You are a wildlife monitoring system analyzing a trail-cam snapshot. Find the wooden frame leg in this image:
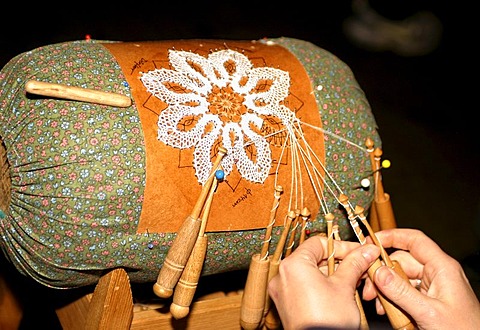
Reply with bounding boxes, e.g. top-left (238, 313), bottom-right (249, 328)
top-left (56, 268), bottom-right (133, 330)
